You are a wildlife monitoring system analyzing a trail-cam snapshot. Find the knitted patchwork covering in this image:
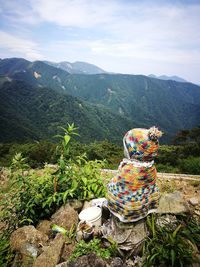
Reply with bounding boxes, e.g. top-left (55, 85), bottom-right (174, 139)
top-left (123, 128), bottom-right (161, 161)
top-left (107, 159), bottom-right (160, 222)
